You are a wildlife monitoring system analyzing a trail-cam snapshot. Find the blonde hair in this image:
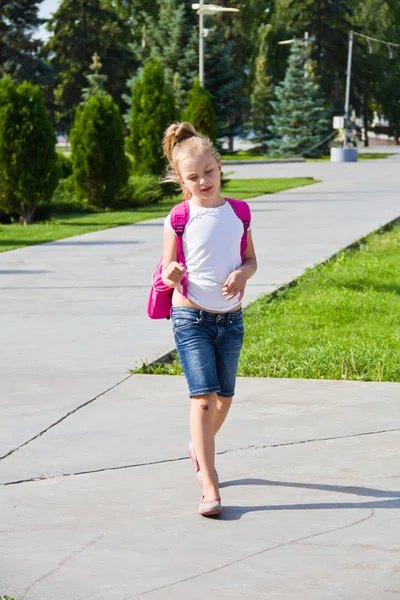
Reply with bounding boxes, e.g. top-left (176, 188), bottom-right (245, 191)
top-left (162, 122), bottom-right (220, 199)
